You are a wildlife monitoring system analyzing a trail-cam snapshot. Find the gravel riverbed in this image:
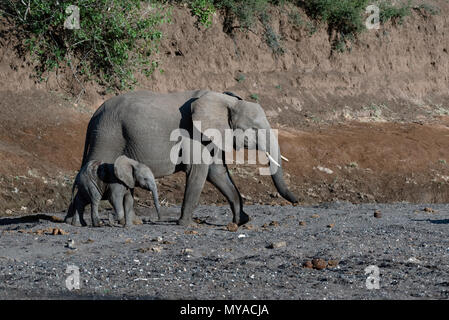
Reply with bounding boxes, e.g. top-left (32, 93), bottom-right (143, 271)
top-left (0, 203), bottom-right (448, 299)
